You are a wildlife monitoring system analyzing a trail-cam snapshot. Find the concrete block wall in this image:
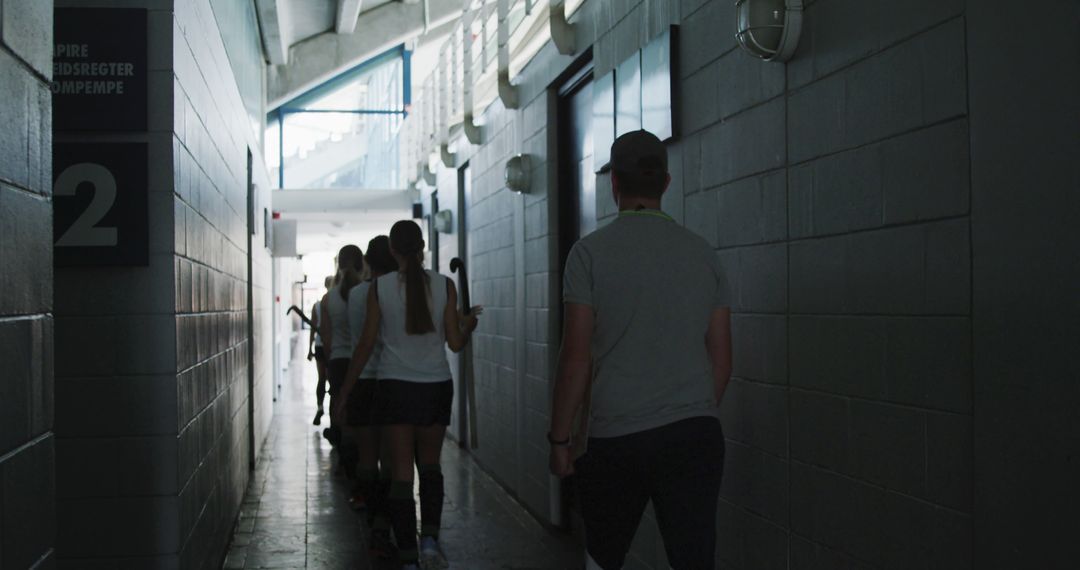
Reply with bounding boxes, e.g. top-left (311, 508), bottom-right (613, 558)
top-left (173, 0), bottom-right (274, 567)
top-left (50, 0), bottom-right (274, 567)
top-left (429, 167), bottom-right (464, 444)
top-left (0, 0), bottom-right (56, 568)
top-left (250, 184), bottom-right (273, 486)
top-left (429, 28), bottom-right (594, 520)
top-left (50, 1), bottom-right (185, 569)
top-left (426, 0), bottom-right (1076, 567)
top-left (463, 98), bottom-right (528, 499)
top-left (965, 1), bottom-right (1079, 567)
top-left (706, 3), bottom-right (973, 567)
top-left (632, 2), bottom-right (973, 568)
